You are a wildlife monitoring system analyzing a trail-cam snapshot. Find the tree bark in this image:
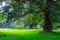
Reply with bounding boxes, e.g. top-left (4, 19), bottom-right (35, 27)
top-left (43, 7), bottom-right (53, 32)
